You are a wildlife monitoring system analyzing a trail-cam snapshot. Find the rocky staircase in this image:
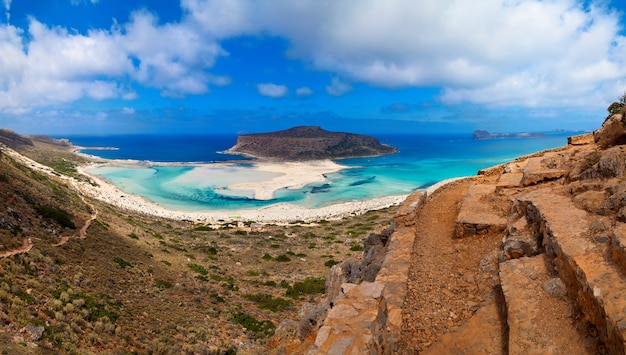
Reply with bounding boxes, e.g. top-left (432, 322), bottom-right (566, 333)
top-left (516, 188), bottom-right (626, 353)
